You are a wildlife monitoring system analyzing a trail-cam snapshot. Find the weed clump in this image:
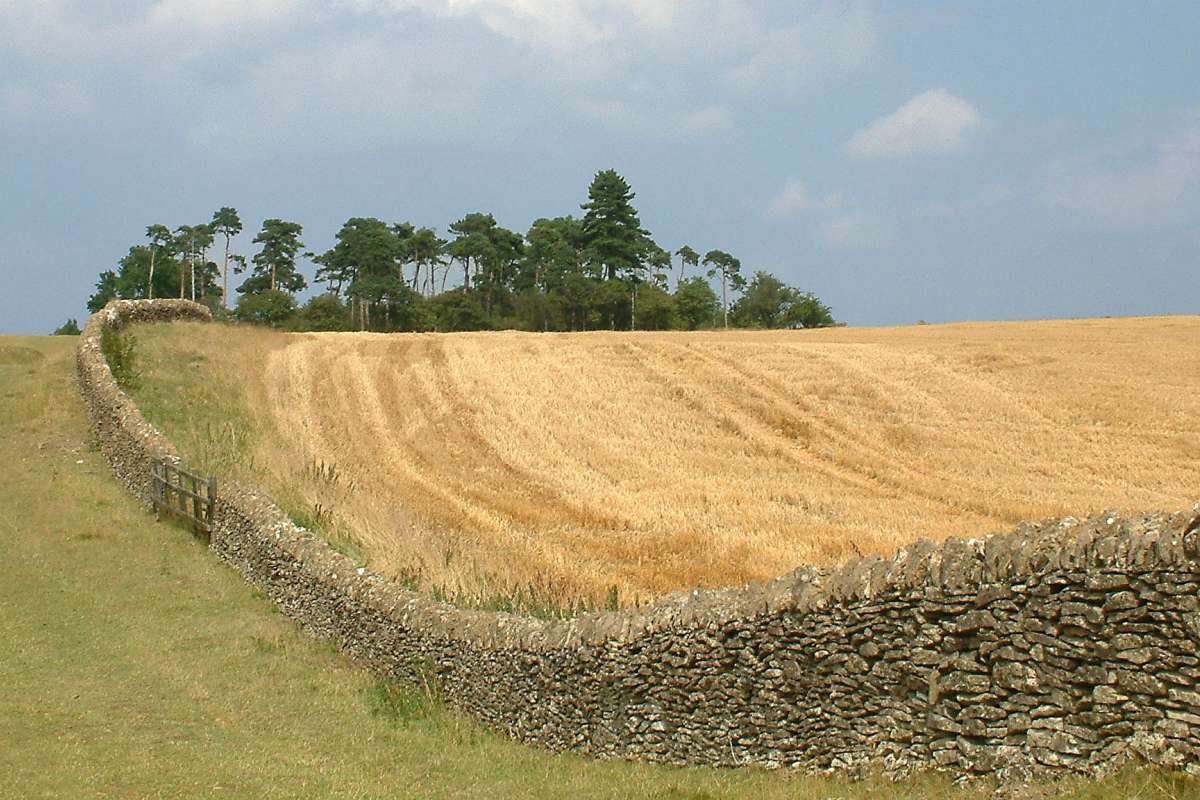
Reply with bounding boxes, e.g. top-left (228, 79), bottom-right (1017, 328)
top-left (100, 325), bottom-right (139, 389)
top-left (365, 670), bottom-right (440, 723)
